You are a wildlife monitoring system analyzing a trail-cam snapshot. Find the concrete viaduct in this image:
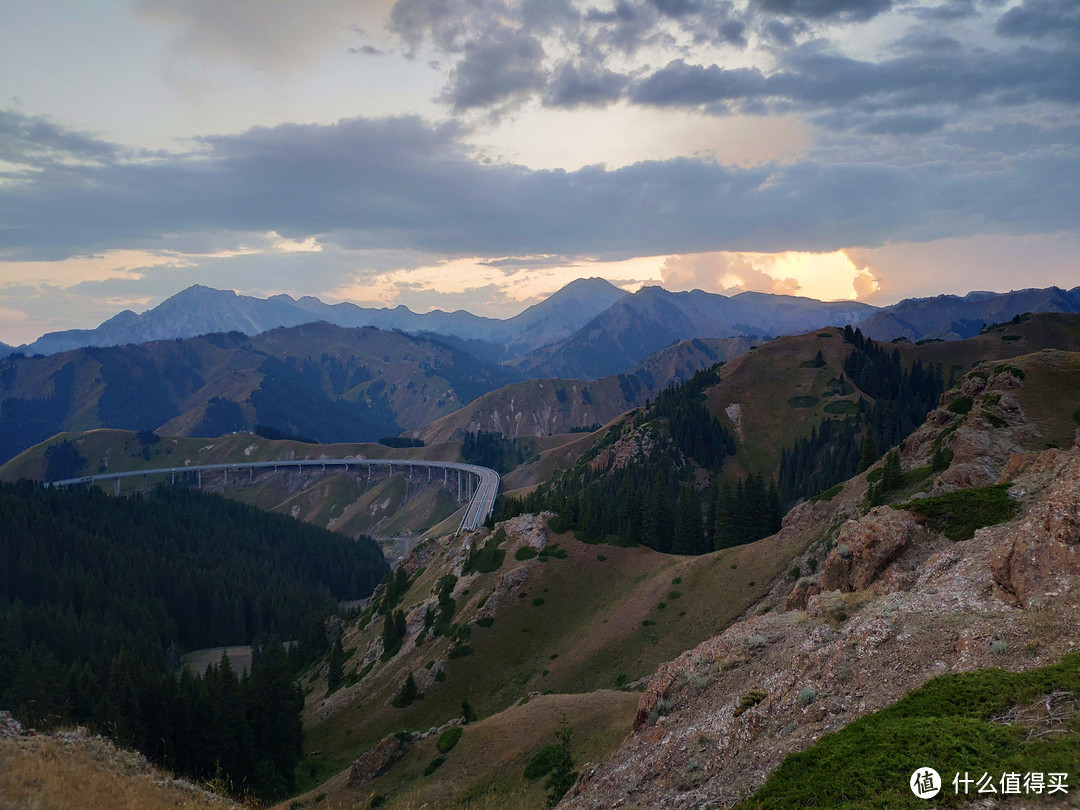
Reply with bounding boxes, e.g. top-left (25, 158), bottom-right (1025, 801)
top-left (48, 458), bottom-right (500, 534)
